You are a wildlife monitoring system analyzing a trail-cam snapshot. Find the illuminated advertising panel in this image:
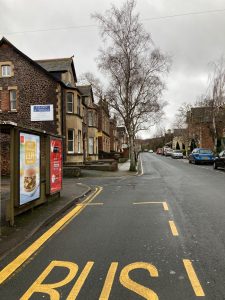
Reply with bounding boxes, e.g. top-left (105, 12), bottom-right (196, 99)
top-left (50, 138), bottom-right (62, 194)
top-left (19, 132), bottom-right (40, 205)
